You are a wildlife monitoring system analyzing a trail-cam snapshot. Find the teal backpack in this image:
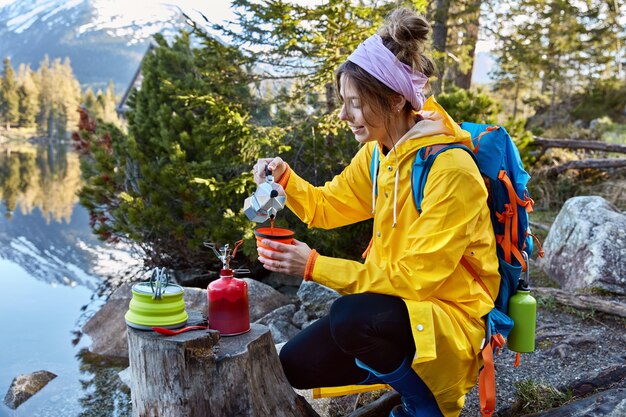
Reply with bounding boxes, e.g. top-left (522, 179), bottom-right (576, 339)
top-left (370, 122), bottom-right (543, 416)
